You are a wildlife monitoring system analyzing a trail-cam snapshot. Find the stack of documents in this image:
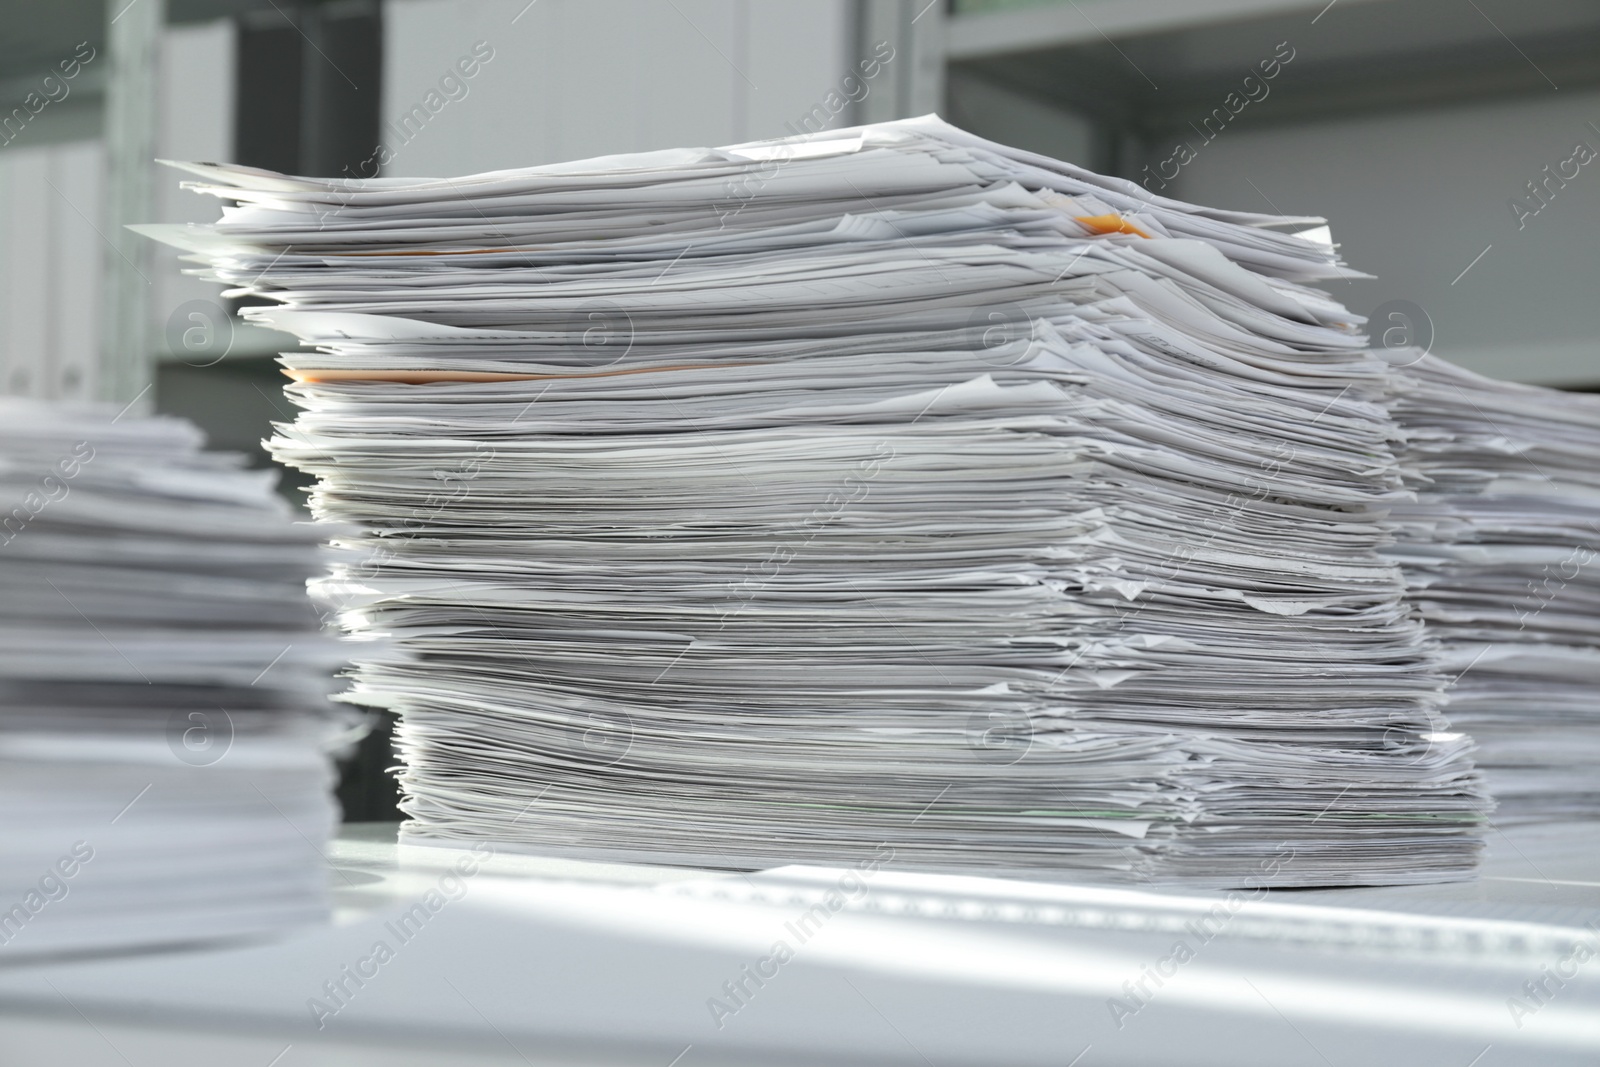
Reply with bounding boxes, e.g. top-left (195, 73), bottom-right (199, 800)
top-left (0, 399), bottom-right (349, 956)
top-left (1385, 354), bottom-right (1600, 823)
top-left (148, 115), bottom-right (1487, 886)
